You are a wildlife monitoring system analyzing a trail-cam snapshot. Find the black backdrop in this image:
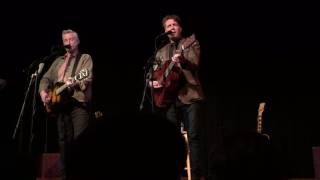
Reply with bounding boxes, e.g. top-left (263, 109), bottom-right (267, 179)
top-left (1, 1), bottom-right (320, 179)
